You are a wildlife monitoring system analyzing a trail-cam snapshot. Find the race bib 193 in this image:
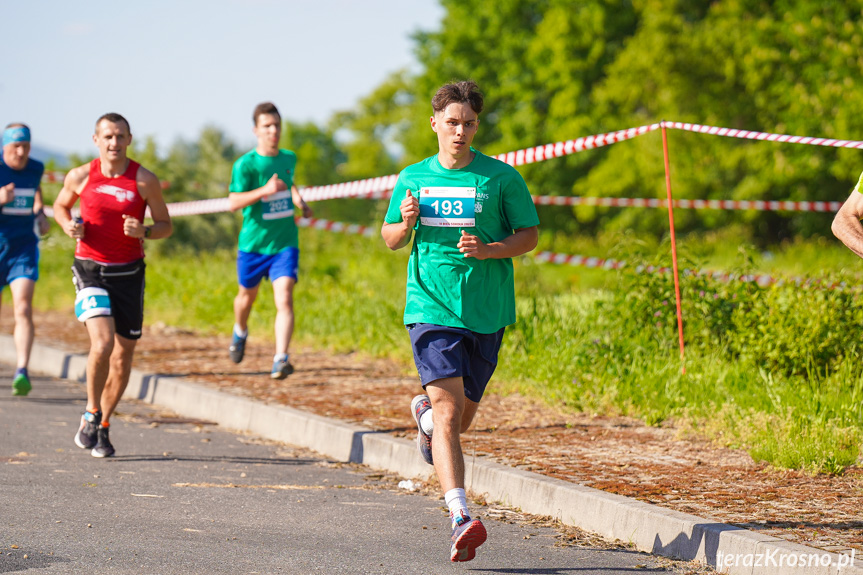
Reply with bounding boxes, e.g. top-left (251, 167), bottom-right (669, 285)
top-left (1, 187), bottom-right (35, 216)
top-left (262, 191), bottom-right (294, 221)
top-left (418, 187), bottom-right (476, 227)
